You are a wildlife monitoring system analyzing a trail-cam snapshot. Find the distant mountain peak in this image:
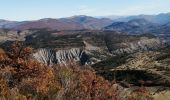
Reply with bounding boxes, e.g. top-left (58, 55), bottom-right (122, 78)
top-left (128, 18), bottom-right (153, 26)
top-left (39, 18), bottom-right (57, 21)
top-left (68, 15), bottom-right (93, 18)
